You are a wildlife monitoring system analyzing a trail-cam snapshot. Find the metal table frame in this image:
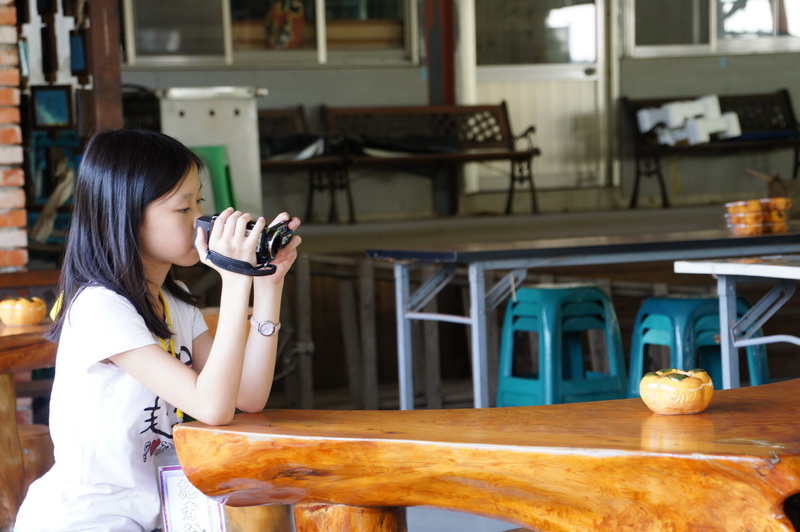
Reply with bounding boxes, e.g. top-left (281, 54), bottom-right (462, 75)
top-left (370, 231), bottom-right (800, 410)
top-left (675, 255), bottom-right (800, 390)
